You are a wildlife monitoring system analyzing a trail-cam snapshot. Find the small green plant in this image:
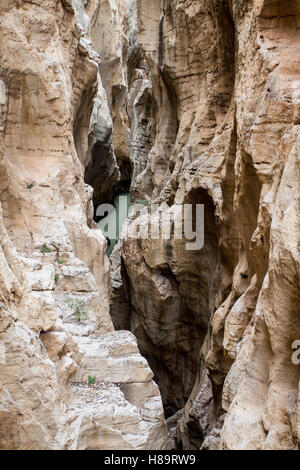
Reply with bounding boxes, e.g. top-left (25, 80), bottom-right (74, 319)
top-left (54, 274), bottom-right (59, 283)
top-left (58, 259), bottom-right (65, 265)
top-left (88, 375), bottom-right (96, 386)
top-left (26, 183), bottom-right (35, 190)
top-left (65, 298), bottom-right (88, 323)
top-left (41, 243), bottom-right (52, 255)
top-left (127, 261), bottom-right (133, 267)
